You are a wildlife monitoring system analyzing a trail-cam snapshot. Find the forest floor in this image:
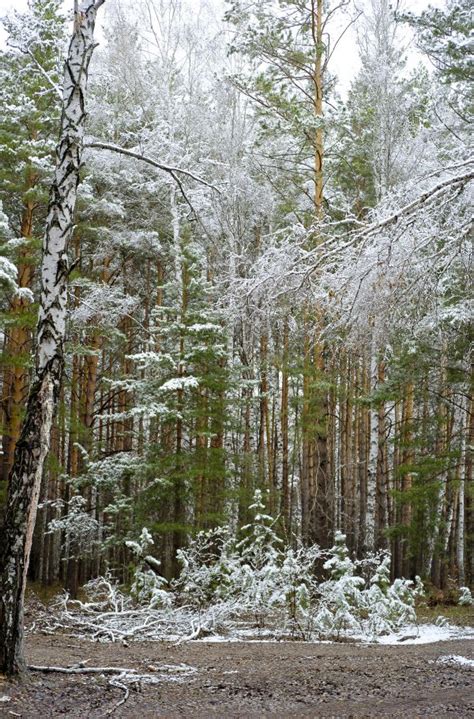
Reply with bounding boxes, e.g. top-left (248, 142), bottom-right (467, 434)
top-left (1, 631), bottom-right (473, 718)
